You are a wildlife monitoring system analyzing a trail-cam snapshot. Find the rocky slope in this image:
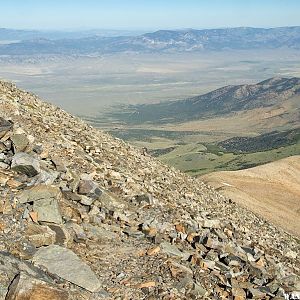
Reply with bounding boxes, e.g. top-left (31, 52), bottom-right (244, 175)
top-left (0, 80), bottom-right (299, 299)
